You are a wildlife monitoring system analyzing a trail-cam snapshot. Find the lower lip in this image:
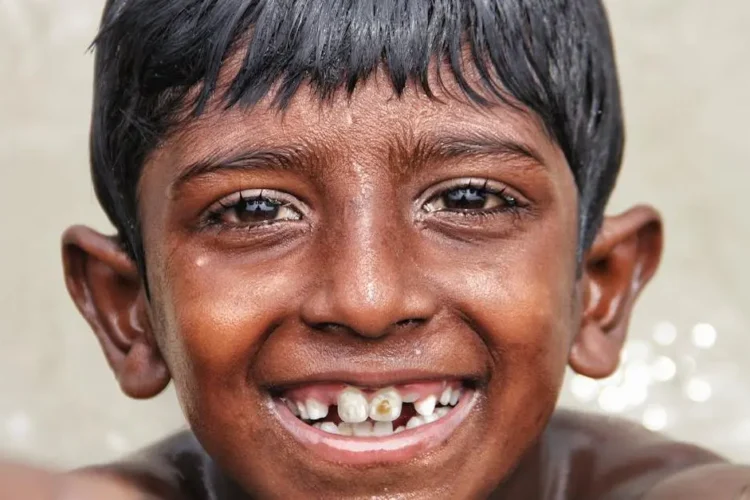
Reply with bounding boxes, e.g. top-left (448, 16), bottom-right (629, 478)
top-left (272, 389), bottom-right (478, 465)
